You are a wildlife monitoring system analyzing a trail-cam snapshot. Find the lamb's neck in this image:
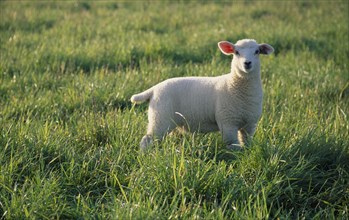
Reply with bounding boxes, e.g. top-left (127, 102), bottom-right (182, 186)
top-left (228, 69), bottom-right (263, 96)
